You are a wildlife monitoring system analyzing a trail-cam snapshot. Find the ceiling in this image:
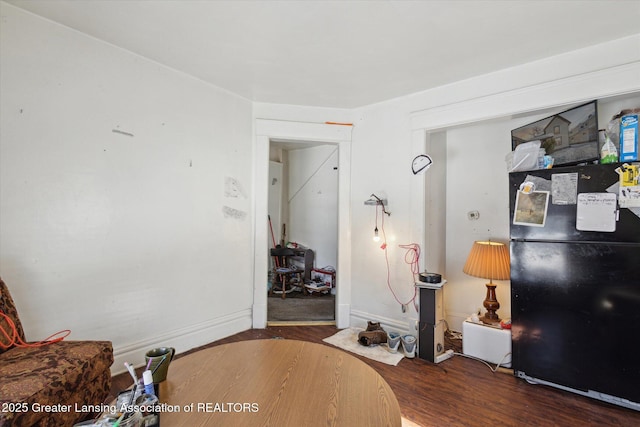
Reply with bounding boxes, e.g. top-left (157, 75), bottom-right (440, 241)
top-left (6, 0), bottom-right (640, 108)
